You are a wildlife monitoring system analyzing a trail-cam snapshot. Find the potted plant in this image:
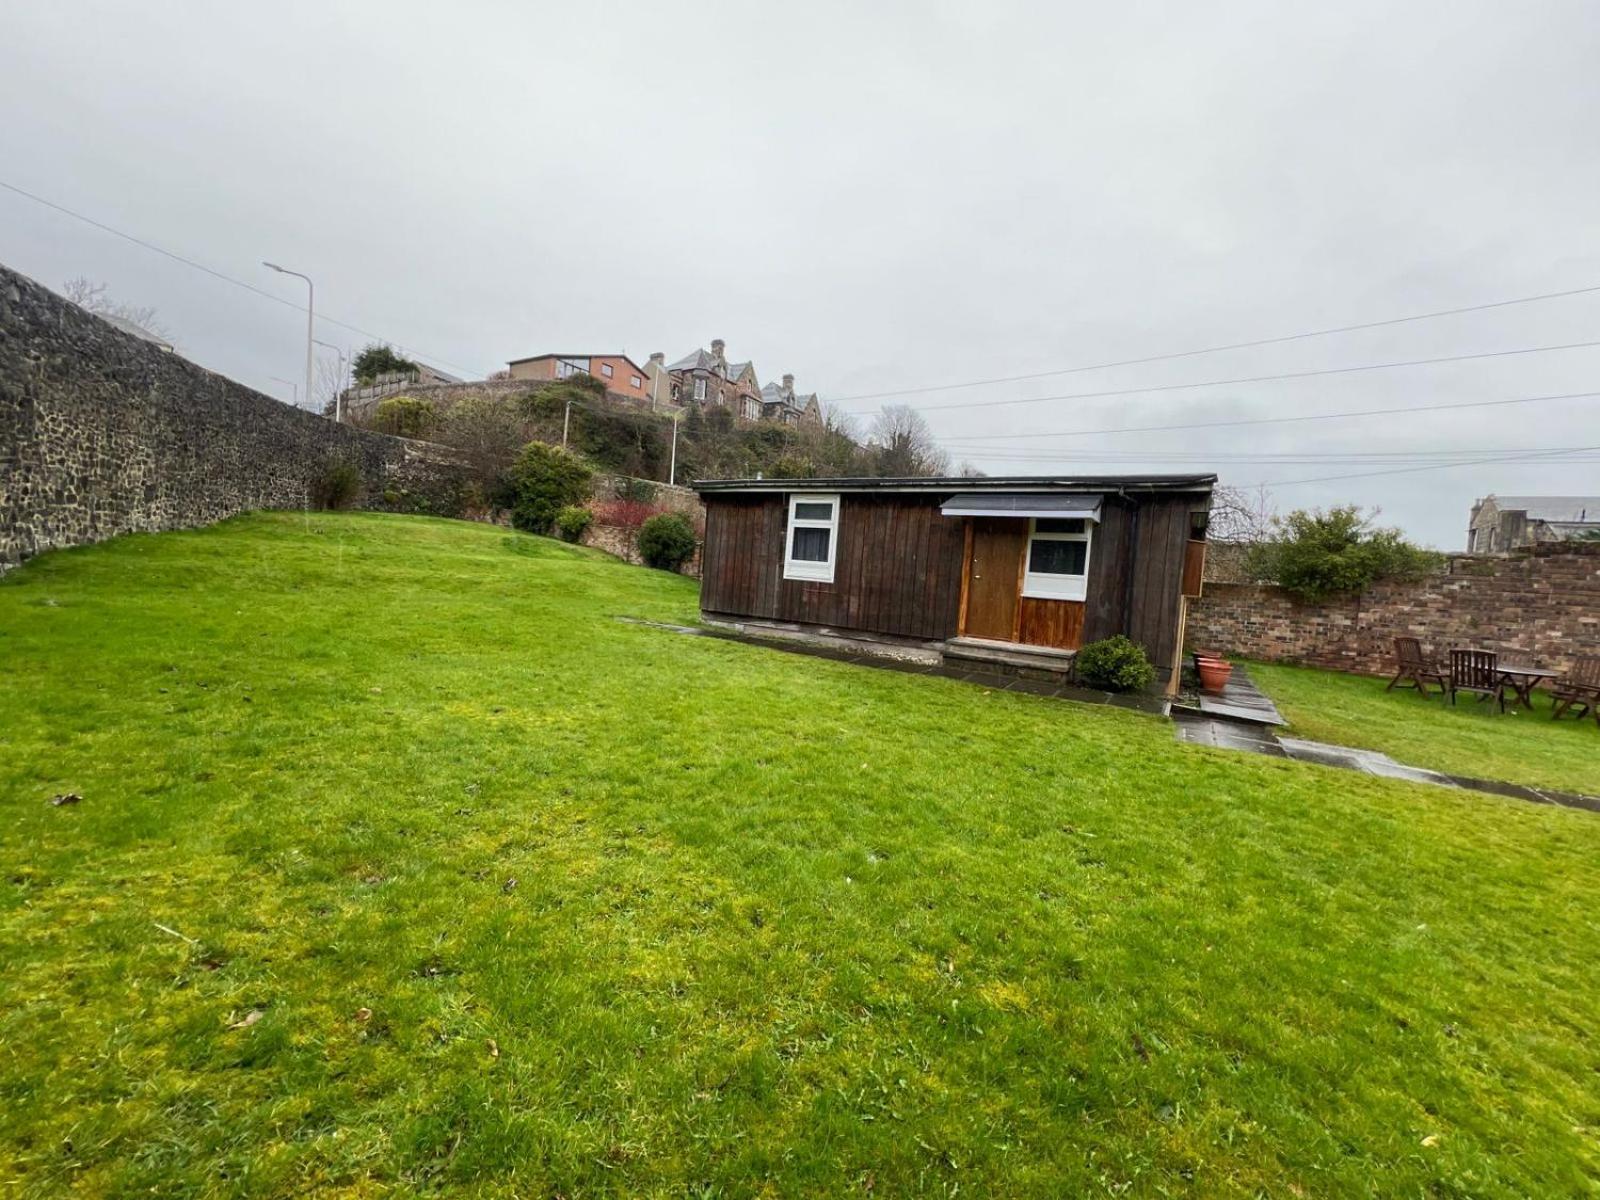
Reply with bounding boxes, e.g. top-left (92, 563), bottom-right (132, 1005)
top-left (1195, 653), bottom-right (1234, 694)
